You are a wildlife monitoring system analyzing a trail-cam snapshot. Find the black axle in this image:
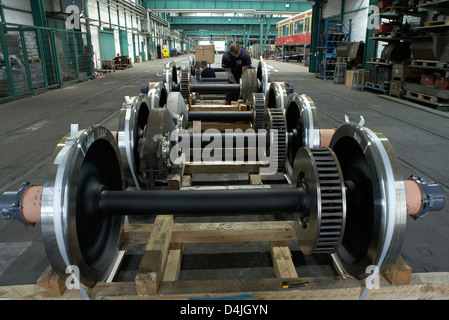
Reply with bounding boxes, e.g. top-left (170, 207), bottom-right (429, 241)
top-left (172, 83), bottom-right (241, 94)
top-left (98, 187), bottom-right (306, 217)
top-left (199, 77), bottom-right (229, 83)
